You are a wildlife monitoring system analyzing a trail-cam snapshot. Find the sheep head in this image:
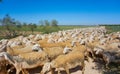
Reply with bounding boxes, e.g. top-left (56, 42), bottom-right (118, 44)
top-left (32, 44), bottom-right (43, 52)
top-left (63, 46), bottom-right (72, 54)
top-left (94, 47), bottom-right (104, 55)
